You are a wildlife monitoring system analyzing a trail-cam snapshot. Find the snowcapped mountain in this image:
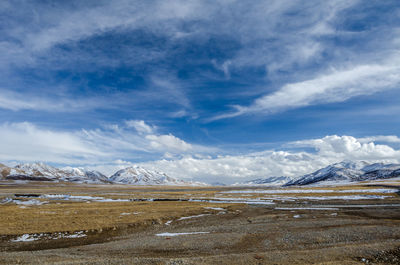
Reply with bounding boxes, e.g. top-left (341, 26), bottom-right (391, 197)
top-left (234, 176), bottom-right (293, 186)
top-left (60, 167), bottom-right (109, 183)
top-left (2, 160), bottom-right (399, 186)
top-left (285, 161), bottom-right (400, 186)
top-left (0, 162), bottom-right (204, 186)
top-left (110, 166), bottom-right (192, 185)
top-left (3, 162), bottom-right (109, 183)
top-left (14, 162), bottom-right (66, 181)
